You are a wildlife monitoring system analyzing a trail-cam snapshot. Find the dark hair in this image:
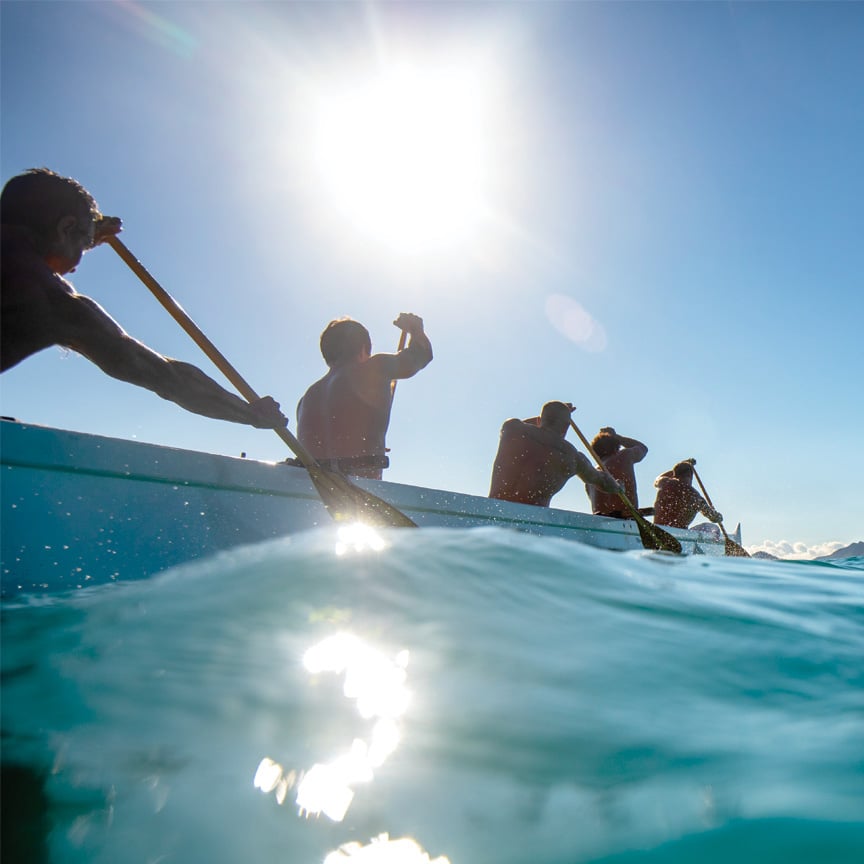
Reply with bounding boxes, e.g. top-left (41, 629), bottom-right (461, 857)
top-left (1, 169), bottom-right (100, 245)
top-left (591, 430), bottom-right (619, 459)
top-left (672, 461), bottom-right (694, 481)
top-left (539, 401), bottom-right (571, 427)
top-left (319, 318), bottom-right (372, 366)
